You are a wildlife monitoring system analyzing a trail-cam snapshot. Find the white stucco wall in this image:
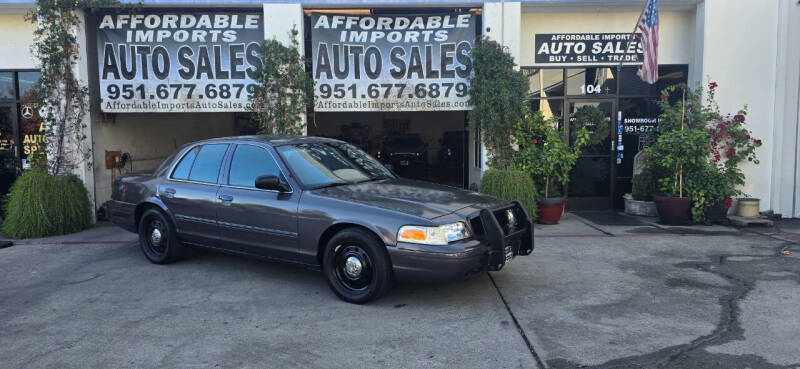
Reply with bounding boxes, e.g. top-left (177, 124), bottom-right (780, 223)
top-left (700, 0), bottom-right (780, 211)
top-left (264, 3), bottom-right (304, 50)
top-left (0, 12), bottom-right (37, 69)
